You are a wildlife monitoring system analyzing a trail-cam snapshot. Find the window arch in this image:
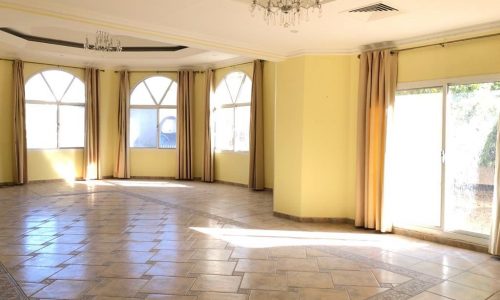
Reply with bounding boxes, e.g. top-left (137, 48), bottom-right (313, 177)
top-left (25, 70), bottom-right (85, 149)
top-left (213, 71), bottom-right (252, 152)
top-left (129, 76), bottom-right (178, 149)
